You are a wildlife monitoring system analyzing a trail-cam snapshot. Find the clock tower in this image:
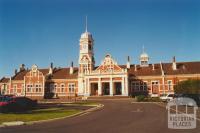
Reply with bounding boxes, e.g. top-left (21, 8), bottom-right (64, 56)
top-left (78, 17), bottom-right (95, 96)
top-left (78, 18), bottom-right (95, 74)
